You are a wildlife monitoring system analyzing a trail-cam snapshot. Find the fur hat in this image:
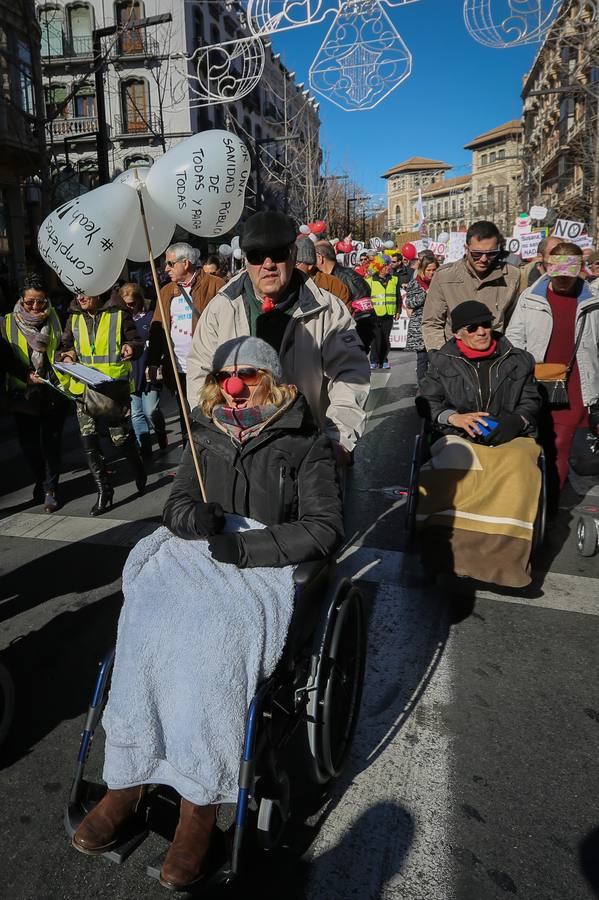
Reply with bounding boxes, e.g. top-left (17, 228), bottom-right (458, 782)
top-left (211, 337), bottom-right (283, 381)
